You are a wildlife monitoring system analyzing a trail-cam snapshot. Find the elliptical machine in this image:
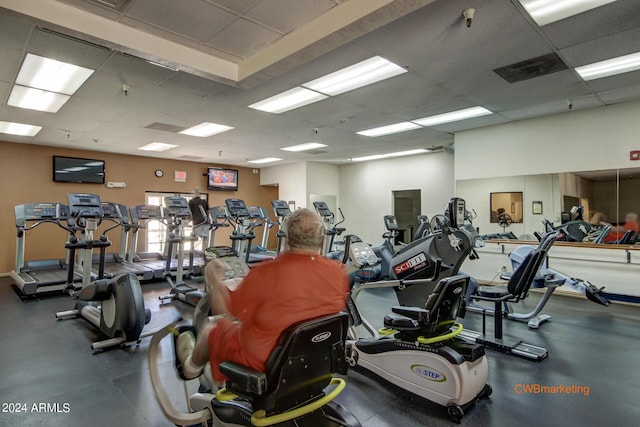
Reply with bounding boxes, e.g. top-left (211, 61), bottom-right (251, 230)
top-left (313, 201), bottom-right (346, 255)
top-left (271, 200), bottom-right (292, 254)
top-left (56, 193), bottom-right (153, 353)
